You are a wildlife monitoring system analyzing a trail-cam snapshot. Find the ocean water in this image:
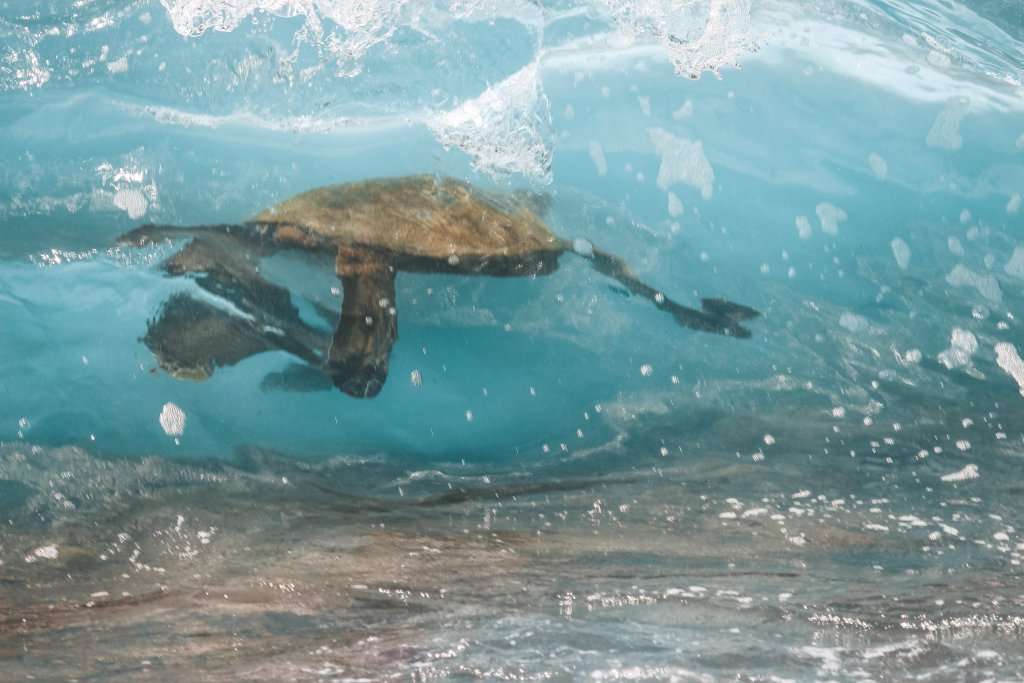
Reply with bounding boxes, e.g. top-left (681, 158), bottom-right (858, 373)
top-left (2, 0), bottom-right (1024, 679)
